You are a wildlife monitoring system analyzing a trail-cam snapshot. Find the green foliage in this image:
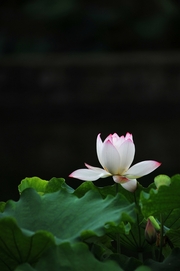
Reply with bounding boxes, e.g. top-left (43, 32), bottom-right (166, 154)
top-left (0, 177), bottom-right (136, 270)
top-left (18, 176), bottom-right (74, 194)
top-left (14, 242), bottom-right (122, 271)
top-left (1, 175), bottom-right (180, 270)
top-left (139, 174), bottom-right (180, 251)
top-left (109, 253), bottom-right (142, 271)
top-left (2, 187), bottom-right (136, 242)
top-left (140, 174), bottom-right (180, 217)
top-left (154, 175), bottom-right (171, 189)
top-left (0, 217), bottom-right (55, 271)
top-left (0, 201), bottom-right (5, 212)
top-left (145, 248), bottom-right (180, 271)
